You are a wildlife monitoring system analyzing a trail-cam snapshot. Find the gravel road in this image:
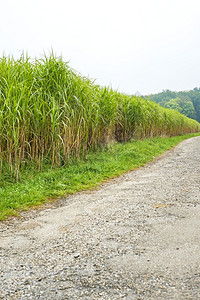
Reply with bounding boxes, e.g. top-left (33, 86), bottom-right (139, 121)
top-left (0, 136), bottom-right (200, 300)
